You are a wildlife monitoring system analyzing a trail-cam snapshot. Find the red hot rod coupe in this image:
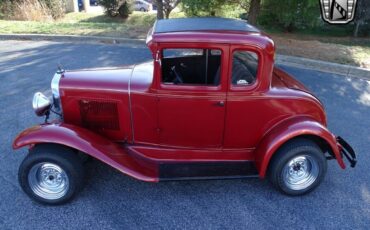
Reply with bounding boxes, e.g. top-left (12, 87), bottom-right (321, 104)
top-left (13, 18), bottom-right (357, 205)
